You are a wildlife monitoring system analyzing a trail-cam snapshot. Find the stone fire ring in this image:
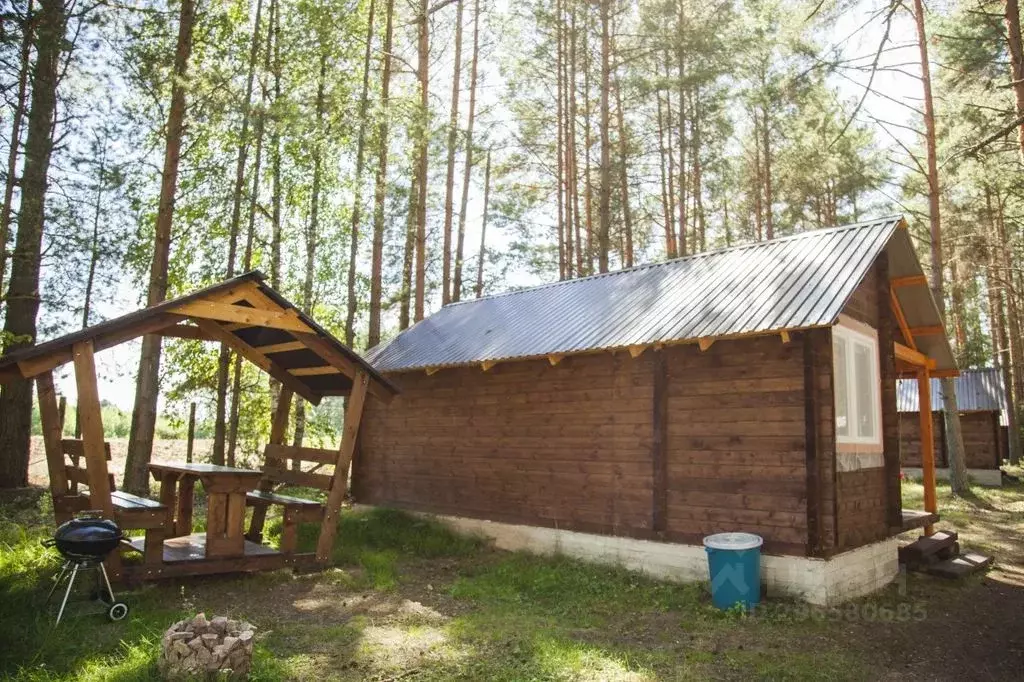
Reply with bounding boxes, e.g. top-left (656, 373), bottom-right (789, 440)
top-left (159, 612), bottom-right (255, 680)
